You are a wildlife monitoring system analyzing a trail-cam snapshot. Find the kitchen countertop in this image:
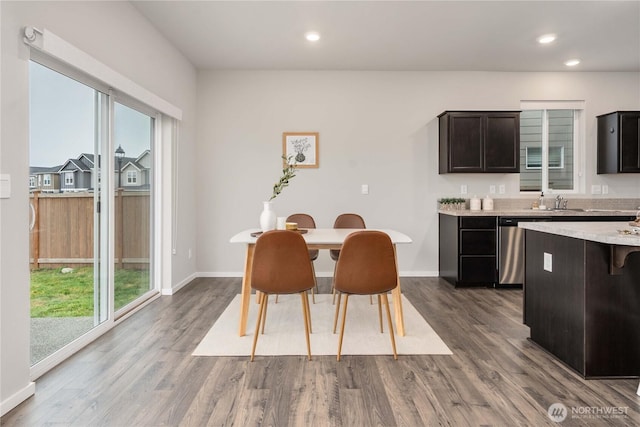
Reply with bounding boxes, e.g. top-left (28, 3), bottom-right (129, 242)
top-left (439, 208), bottom-right (638, 217)
top-left (518, 221), bottom-right (640, 246)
